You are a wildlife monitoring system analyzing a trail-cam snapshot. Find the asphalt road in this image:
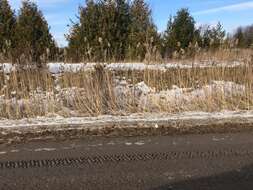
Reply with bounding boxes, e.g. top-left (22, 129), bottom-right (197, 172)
top-left (1, 132), bottom-right (253, 190)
